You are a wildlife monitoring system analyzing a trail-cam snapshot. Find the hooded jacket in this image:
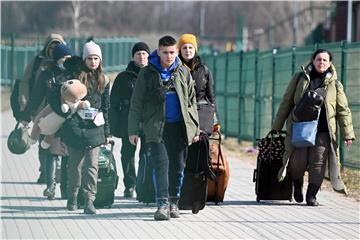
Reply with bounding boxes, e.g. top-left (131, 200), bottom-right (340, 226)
top-left (272, 63), bottom-right (355, 193)
top-left (18, 33), bottom-right (66, 112)
top-left (128, 56), bottom-right (199, 145)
